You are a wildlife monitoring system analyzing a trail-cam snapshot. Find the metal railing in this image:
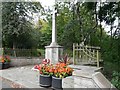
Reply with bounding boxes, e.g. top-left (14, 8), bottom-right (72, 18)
top-left (73, 43), bottom-right (101, 67)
